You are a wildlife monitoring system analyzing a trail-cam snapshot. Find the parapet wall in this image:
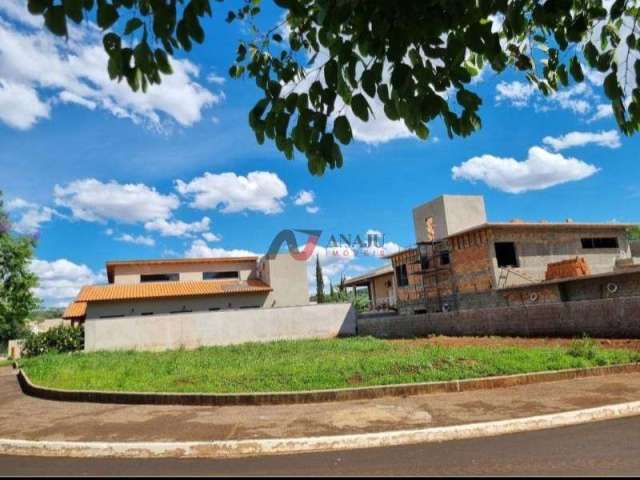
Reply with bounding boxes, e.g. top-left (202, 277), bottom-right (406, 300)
top-left (358, 296), bottom-right (640, 339)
